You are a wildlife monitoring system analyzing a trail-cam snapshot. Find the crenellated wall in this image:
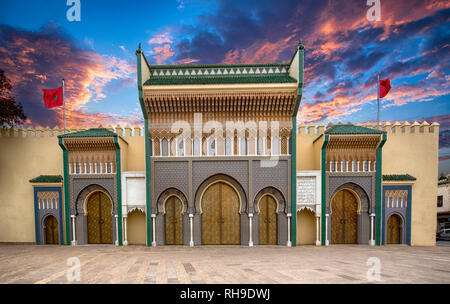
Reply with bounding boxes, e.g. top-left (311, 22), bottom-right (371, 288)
top-left (0, 121), bottom-right (439, 245)
top-left (0, 125), bottom-right (145, 243)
